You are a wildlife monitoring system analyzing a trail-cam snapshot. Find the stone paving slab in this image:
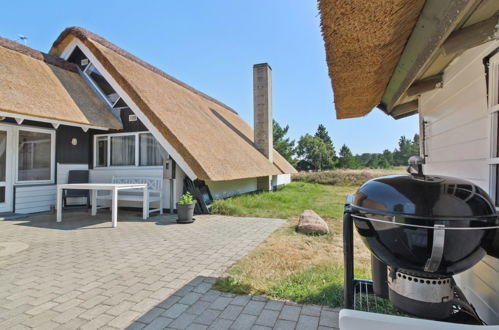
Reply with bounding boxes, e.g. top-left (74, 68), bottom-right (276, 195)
top-left (0, 210), bottom-right (340, 329)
